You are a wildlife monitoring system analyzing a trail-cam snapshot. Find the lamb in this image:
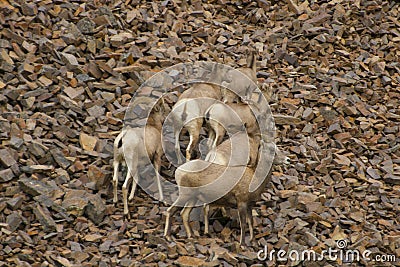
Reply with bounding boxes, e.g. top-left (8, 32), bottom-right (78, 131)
top-left (164, 140), bottom-right (290, 245)
top-left (112, 98), bottom-right (167, 217)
